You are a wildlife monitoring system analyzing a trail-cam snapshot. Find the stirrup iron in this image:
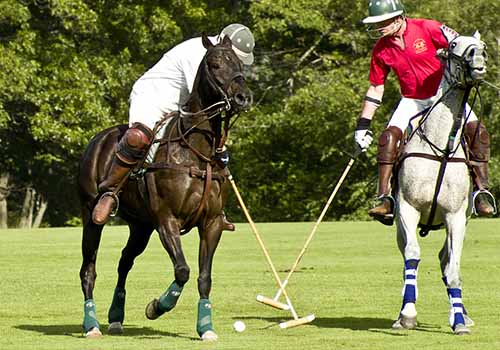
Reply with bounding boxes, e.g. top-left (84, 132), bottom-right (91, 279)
top-left (101, 191), bottom-right (120, 217)
top-left (471, 189), bottom-right (497, 216)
